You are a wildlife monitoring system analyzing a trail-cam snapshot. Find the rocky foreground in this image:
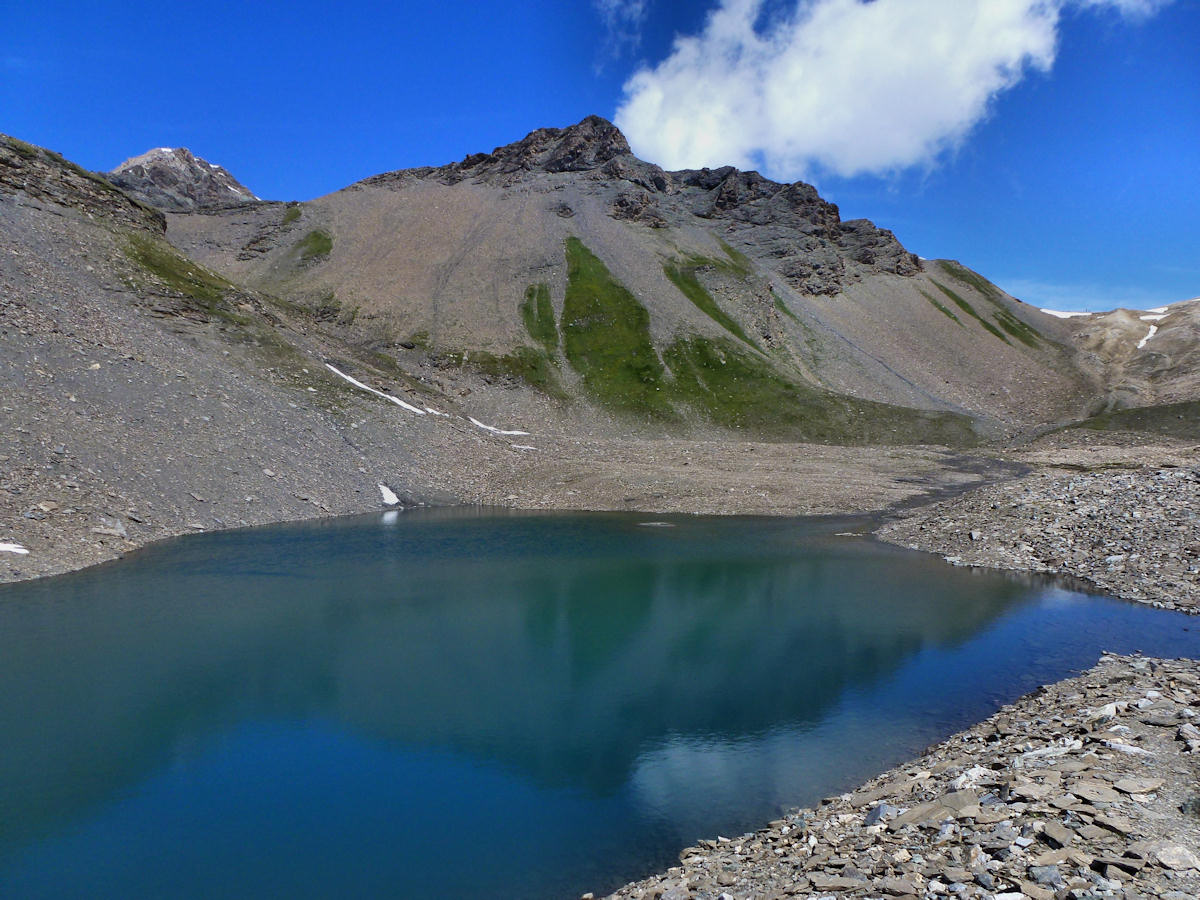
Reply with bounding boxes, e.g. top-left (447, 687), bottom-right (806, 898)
top-left (878, 460), bottom-right (1200, 613)
top-left (604, 654), bottom-right (1200, 900)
